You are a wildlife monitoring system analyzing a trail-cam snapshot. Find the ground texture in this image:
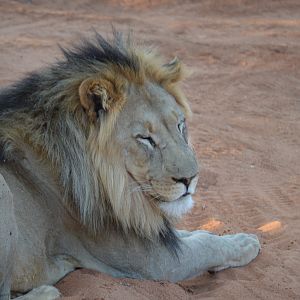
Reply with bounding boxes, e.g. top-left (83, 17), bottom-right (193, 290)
top-left (1, 1), bottom-right (299, 299)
